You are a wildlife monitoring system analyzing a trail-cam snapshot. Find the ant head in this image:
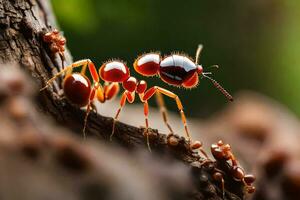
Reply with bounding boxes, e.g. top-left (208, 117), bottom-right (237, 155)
top-left (217, 140), bottom-right (224, 146)
top-left (181, 64), bottom-right (202, 88)
top-left (182, 73), bottom-right (199, 88)
top-left (99, 61), bottom-right (130, 83)
top-left (211, 142), bottom-right (225, 160)
top-left (197, 65), bottom-right (203, 75)
top-left (211, 141), bottom-right (232, 161)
